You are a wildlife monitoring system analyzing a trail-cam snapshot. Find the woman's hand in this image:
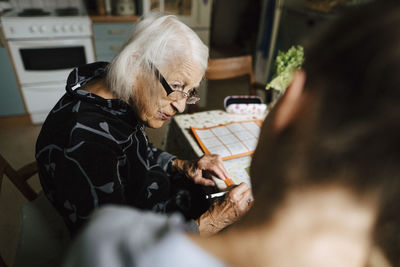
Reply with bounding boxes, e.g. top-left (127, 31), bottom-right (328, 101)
top-left (172, 154), bottom-right (230, 186)
top-left (196, 182), bottom-right (253, 236)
